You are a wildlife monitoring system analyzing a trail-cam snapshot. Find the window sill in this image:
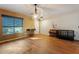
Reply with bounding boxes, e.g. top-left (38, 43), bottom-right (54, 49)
top-left (0, 34), bottom-right (28, 44)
